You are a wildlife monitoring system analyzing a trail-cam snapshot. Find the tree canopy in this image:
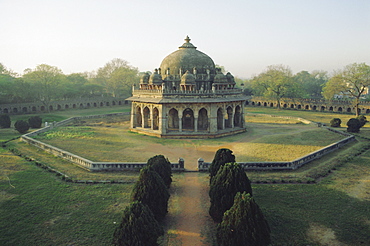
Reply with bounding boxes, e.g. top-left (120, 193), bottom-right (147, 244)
top-left (94, 58), bottom-right (139, 98)
top-left (112, 201), bottom-right (163, 246)
top-left (251, 65), bottom-right (300, 109)
top-left (209, 162), bottom-right (252, 223)
top-left (146, 155), bottom-right (172, 188)
top-left (209, 148), bottom-right (236, 183)
top-left (131, 167), bottom-right (170, 221)
top-left (216, 192), bottom-right (271, 246)
top-left (322, 63), bottom-right (370, 116)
